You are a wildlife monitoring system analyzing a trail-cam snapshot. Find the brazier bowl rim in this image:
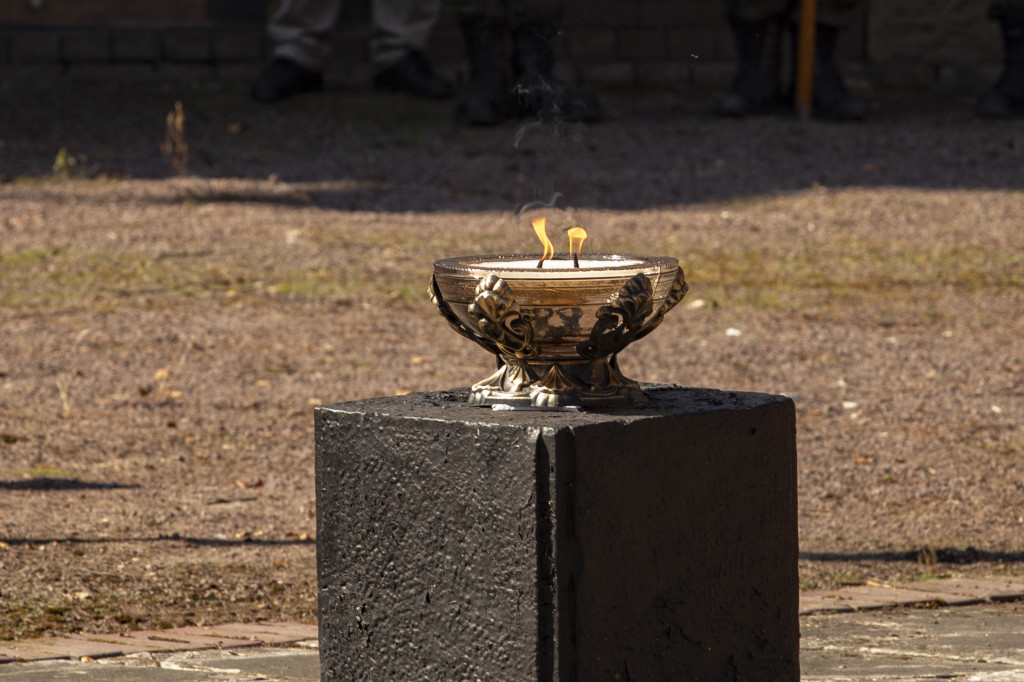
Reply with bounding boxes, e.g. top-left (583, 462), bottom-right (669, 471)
top-left (433, 252), bottom-right (678, 279)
